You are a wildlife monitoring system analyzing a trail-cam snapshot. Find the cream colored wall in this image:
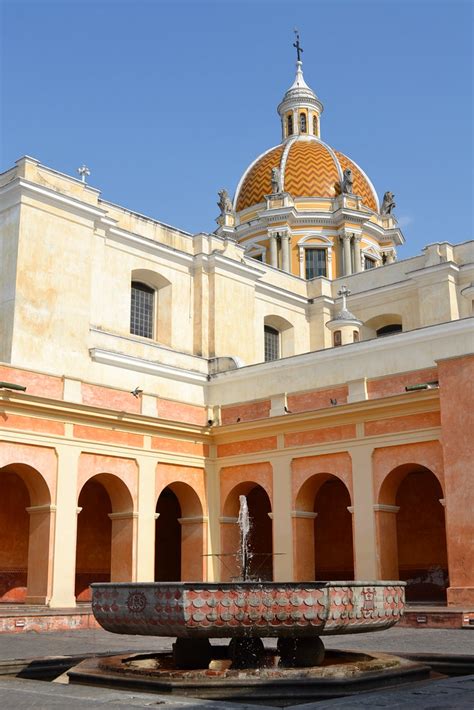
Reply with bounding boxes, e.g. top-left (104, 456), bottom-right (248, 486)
top-left (0, 203), bottom-right (20, 362)
top-left (1, 159), bottom-right (472, 398)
